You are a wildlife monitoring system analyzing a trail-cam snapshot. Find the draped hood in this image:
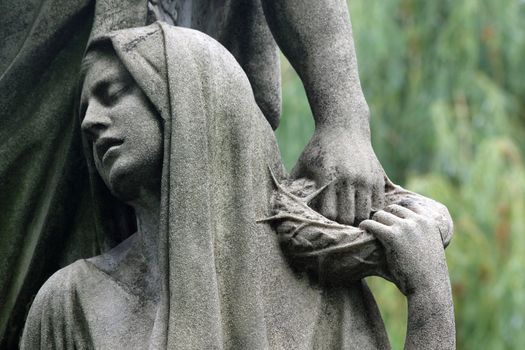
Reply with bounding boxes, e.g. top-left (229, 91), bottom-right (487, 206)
top-left (26, 22), bottom-right (390, 349)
